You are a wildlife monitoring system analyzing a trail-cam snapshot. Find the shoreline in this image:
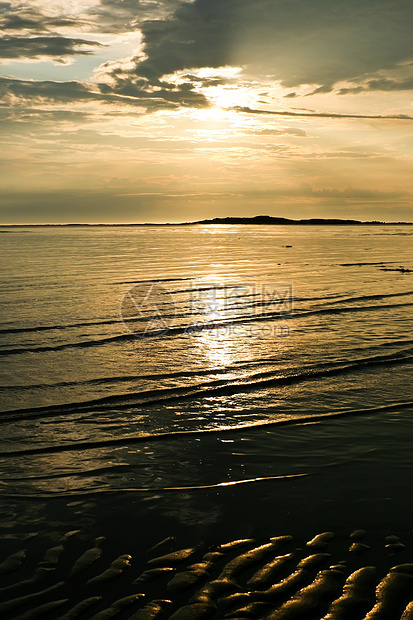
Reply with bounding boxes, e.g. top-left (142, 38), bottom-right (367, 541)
top-left (2, 407), bottom-right (413, 617)
top-left (3, 406), bottom-right (413, 535)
